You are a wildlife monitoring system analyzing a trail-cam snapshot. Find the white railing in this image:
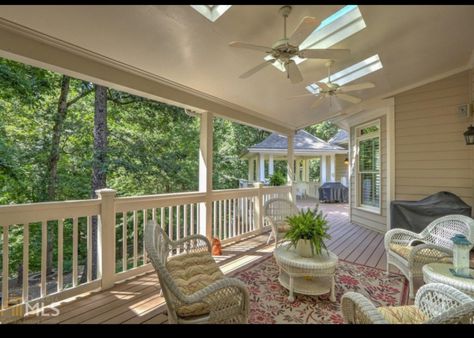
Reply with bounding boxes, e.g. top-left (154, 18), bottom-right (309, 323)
top-left (0, 184), bottom-right (291, 322)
